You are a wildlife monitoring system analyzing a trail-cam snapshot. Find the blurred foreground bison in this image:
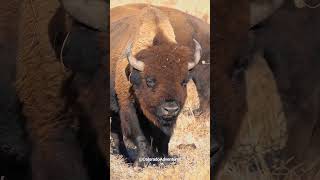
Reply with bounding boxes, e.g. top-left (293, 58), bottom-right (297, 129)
top-left (213, 0), bottom-right (320, 178)
top-left (252, 0), bottom-right (320, 175)
top-left (0, 0), bottom-right (108, 179)
top-left (110, 4), bottom-right (209, 166)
